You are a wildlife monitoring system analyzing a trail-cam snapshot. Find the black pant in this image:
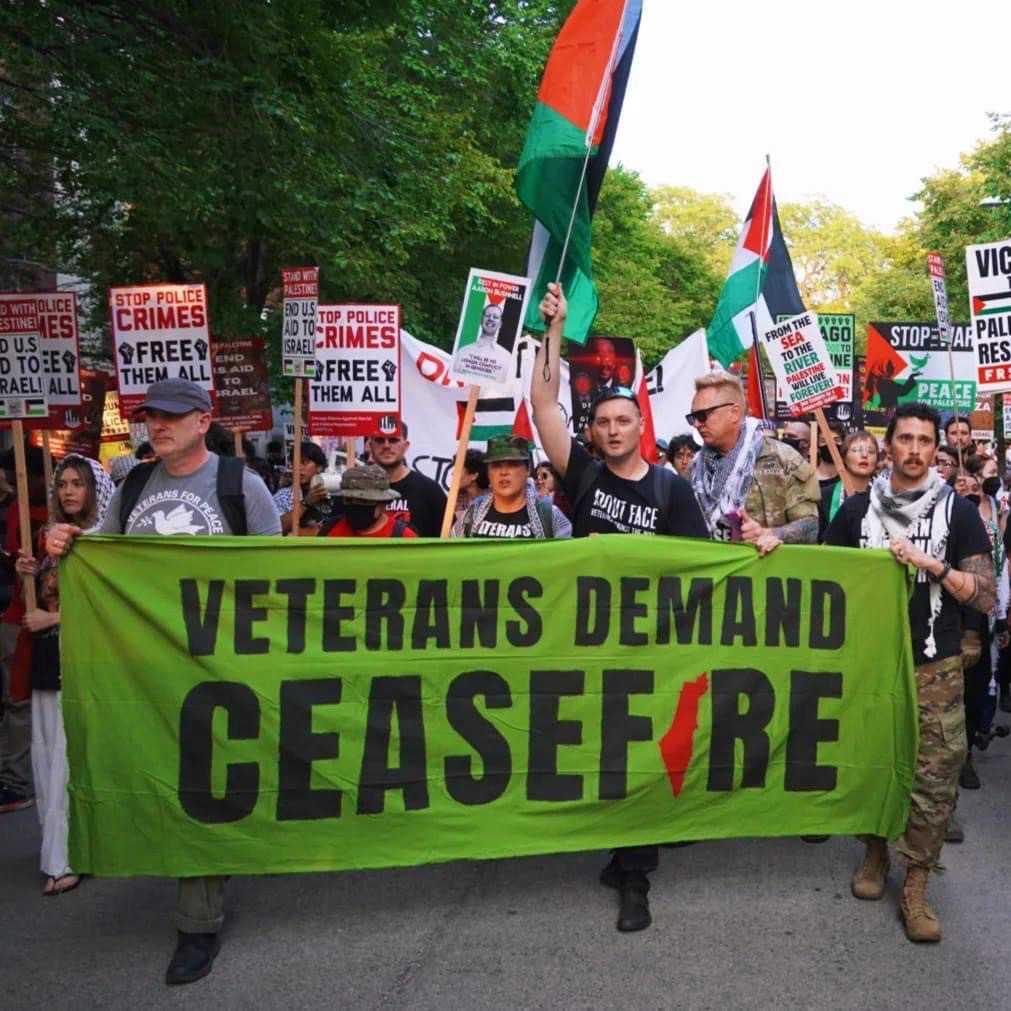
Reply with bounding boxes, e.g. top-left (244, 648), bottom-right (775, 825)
top-left (964, 624), bottom-right (993, 746)
top-left (608, 845), bottom-right (659, 881)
